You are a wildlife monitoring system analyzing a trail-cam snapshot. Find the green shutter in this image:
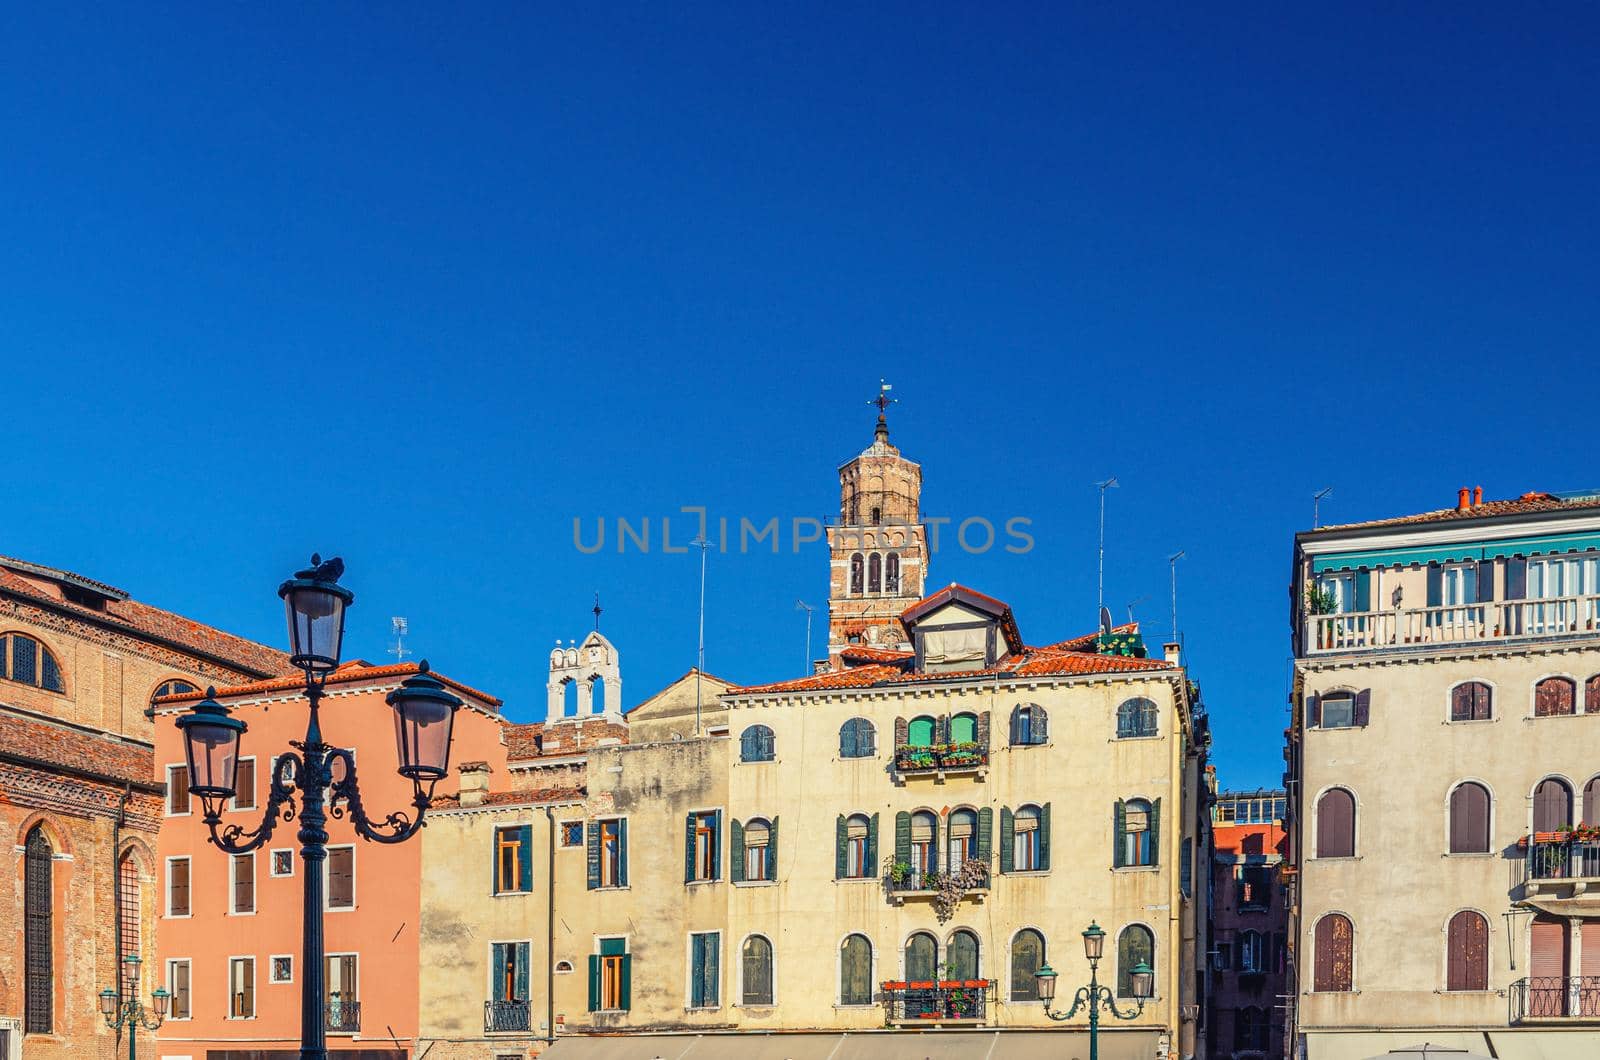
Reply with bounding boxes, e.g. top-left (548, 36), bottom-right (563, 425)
top-left (766, 816), bottom-right (778, 880)
top-left (1113, 799), bottom-right (1127, 869)
top-left (730, 819), bottom-right (745, 883)
top-left (707, 936), bottom-right (720, 1006)
top-left (518, 825), bottom-right (533, 892)
top-left (999, 807), bottom-right (1014, 874)
top-left (600, 937), bottom-right (627, 955)
top-left (868, 812), bottom-right (879, 873)
top-left (493, 944), bottom-right (508, 1002)
top-left (712, 810), bottom-right (722, 881)
top-left (977, 807), bottom-right (993, 863)
top-left (618, 818), bottom-right (629, 885)
top-left (587, 954), bottom-right (600, 1011)
top-left (691, 934), bottom-right (706, 1006)
top-left (1039, 802), bottom-right (1052, 871)
top-left (835, 815), bottom-right (848, 880)
top-left (586, 821), bottom-right (600, 890)
top-left (1149, 798), bottom-right (1161, 867)
top-left (895, 811), bottom-right (911, 866)
top-left (493, 828), bottom-right (504, 893)
top-left (684, 813), bottom-right (696, 884)
top-left (515, 942), bottom-right (530, 1000)
top-left (619, 953), bottom-right (632, 1011)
